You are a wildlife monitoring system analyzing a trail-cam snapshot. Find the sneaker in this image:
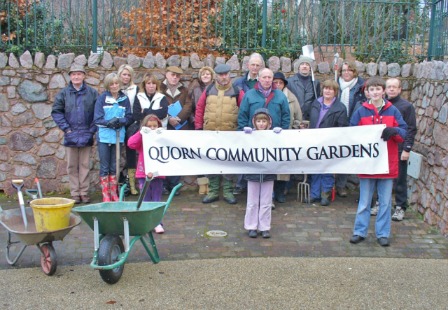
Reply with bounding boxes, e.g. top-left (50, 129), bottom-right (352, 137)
top-left (392, 206), bottom-right (405, 221)
top-left (162, 187), bottom-right (170, 195)
top-left (370, 201), bottom-right (379, 216)
top-left (154, 224), bottom-right (165, 234)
